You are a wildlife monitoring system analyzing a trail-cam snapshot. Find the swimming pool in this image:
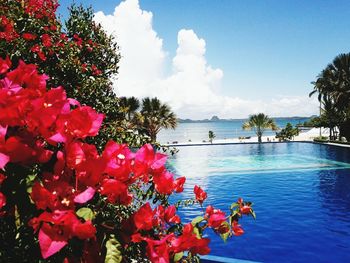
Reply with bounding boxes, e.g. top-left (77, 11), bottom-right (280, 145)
top-left (168, 142), bottom-right (350, 263)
